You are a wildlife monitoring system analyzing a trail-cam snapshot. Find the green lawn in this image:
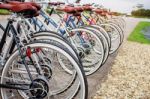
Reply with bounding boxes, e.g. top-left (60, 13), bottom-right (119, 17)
top-left (128, 21), bottom-right (150, 44)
